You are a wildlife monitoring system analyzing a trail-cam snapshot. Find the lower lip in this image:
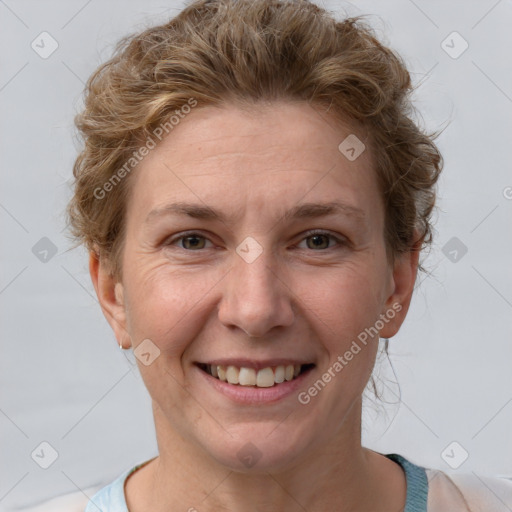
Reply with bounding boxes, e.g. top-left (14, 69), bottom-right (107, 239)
top-left (194, 365), bottom-right (315, 404)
